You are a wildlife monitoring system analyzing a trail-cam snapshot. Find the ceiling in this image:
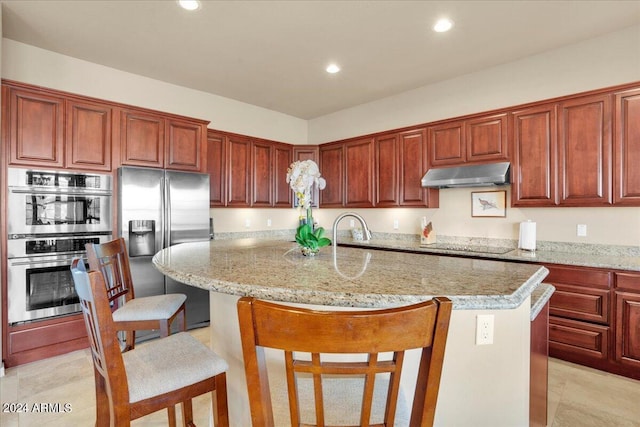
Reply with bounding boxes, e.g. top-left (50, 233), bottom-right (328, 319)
top-left (2, 1), bottom-right (640, 119)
